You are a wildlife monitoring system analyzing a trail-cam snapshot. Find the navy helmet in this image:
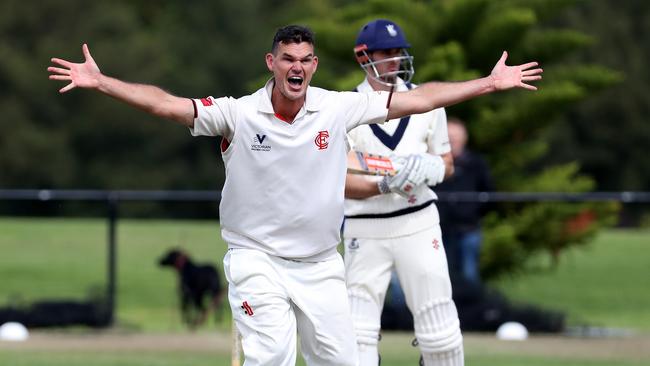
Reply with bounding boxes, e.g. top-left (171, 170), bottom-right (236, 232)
top-left (354, 19), bottom-right (414, 87)
top-left (355, 19), bottom-right (411, 51)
